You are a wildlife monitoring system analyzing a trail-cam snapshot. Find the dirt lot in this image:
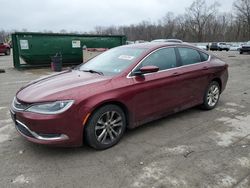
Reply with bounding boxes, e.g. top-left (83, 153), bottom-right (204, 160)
top-left (0, 51), bottom-right (250, 188)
